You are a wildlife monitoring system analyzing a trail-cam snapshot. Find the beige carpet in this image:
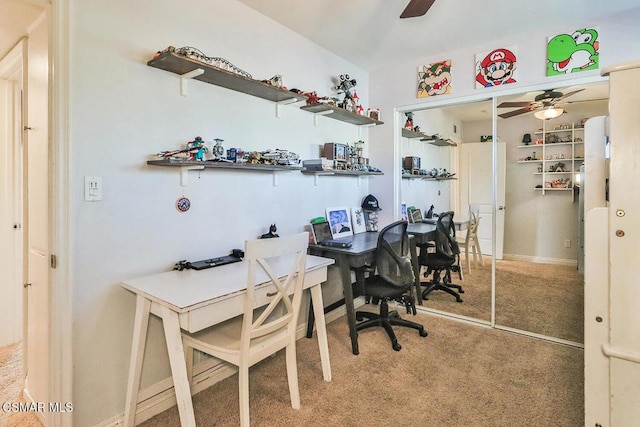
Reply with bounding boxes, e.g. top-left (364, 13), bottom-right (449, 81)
top-left (420, 259), bottom-right (584, 343)
top-left (0, 343), bottom-right (42, 427)
top-left (140, 312), bottom-right (584, 427)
